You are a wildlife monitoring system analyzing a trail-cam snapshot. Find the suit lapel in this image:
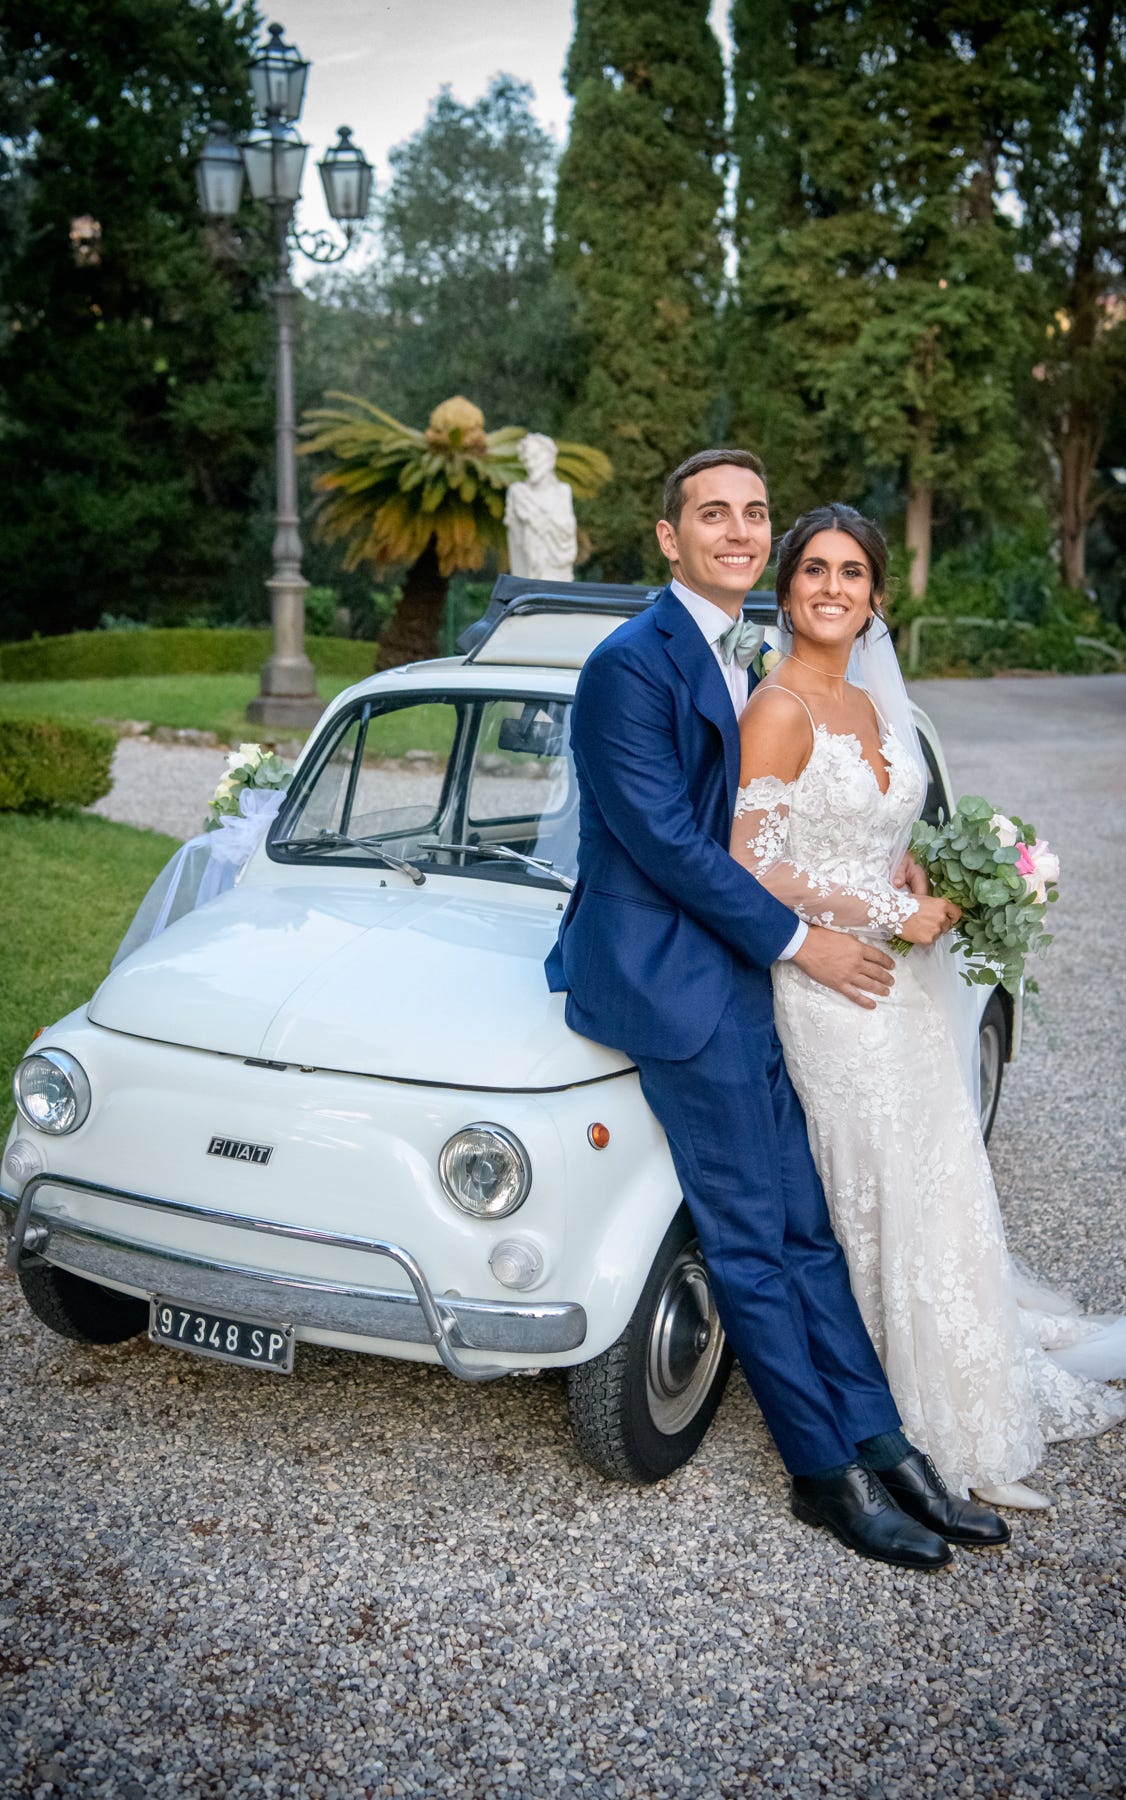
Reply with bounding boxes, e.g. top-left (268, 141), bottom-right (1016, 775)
top-left (653, 587), bottom-right (741, 811)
